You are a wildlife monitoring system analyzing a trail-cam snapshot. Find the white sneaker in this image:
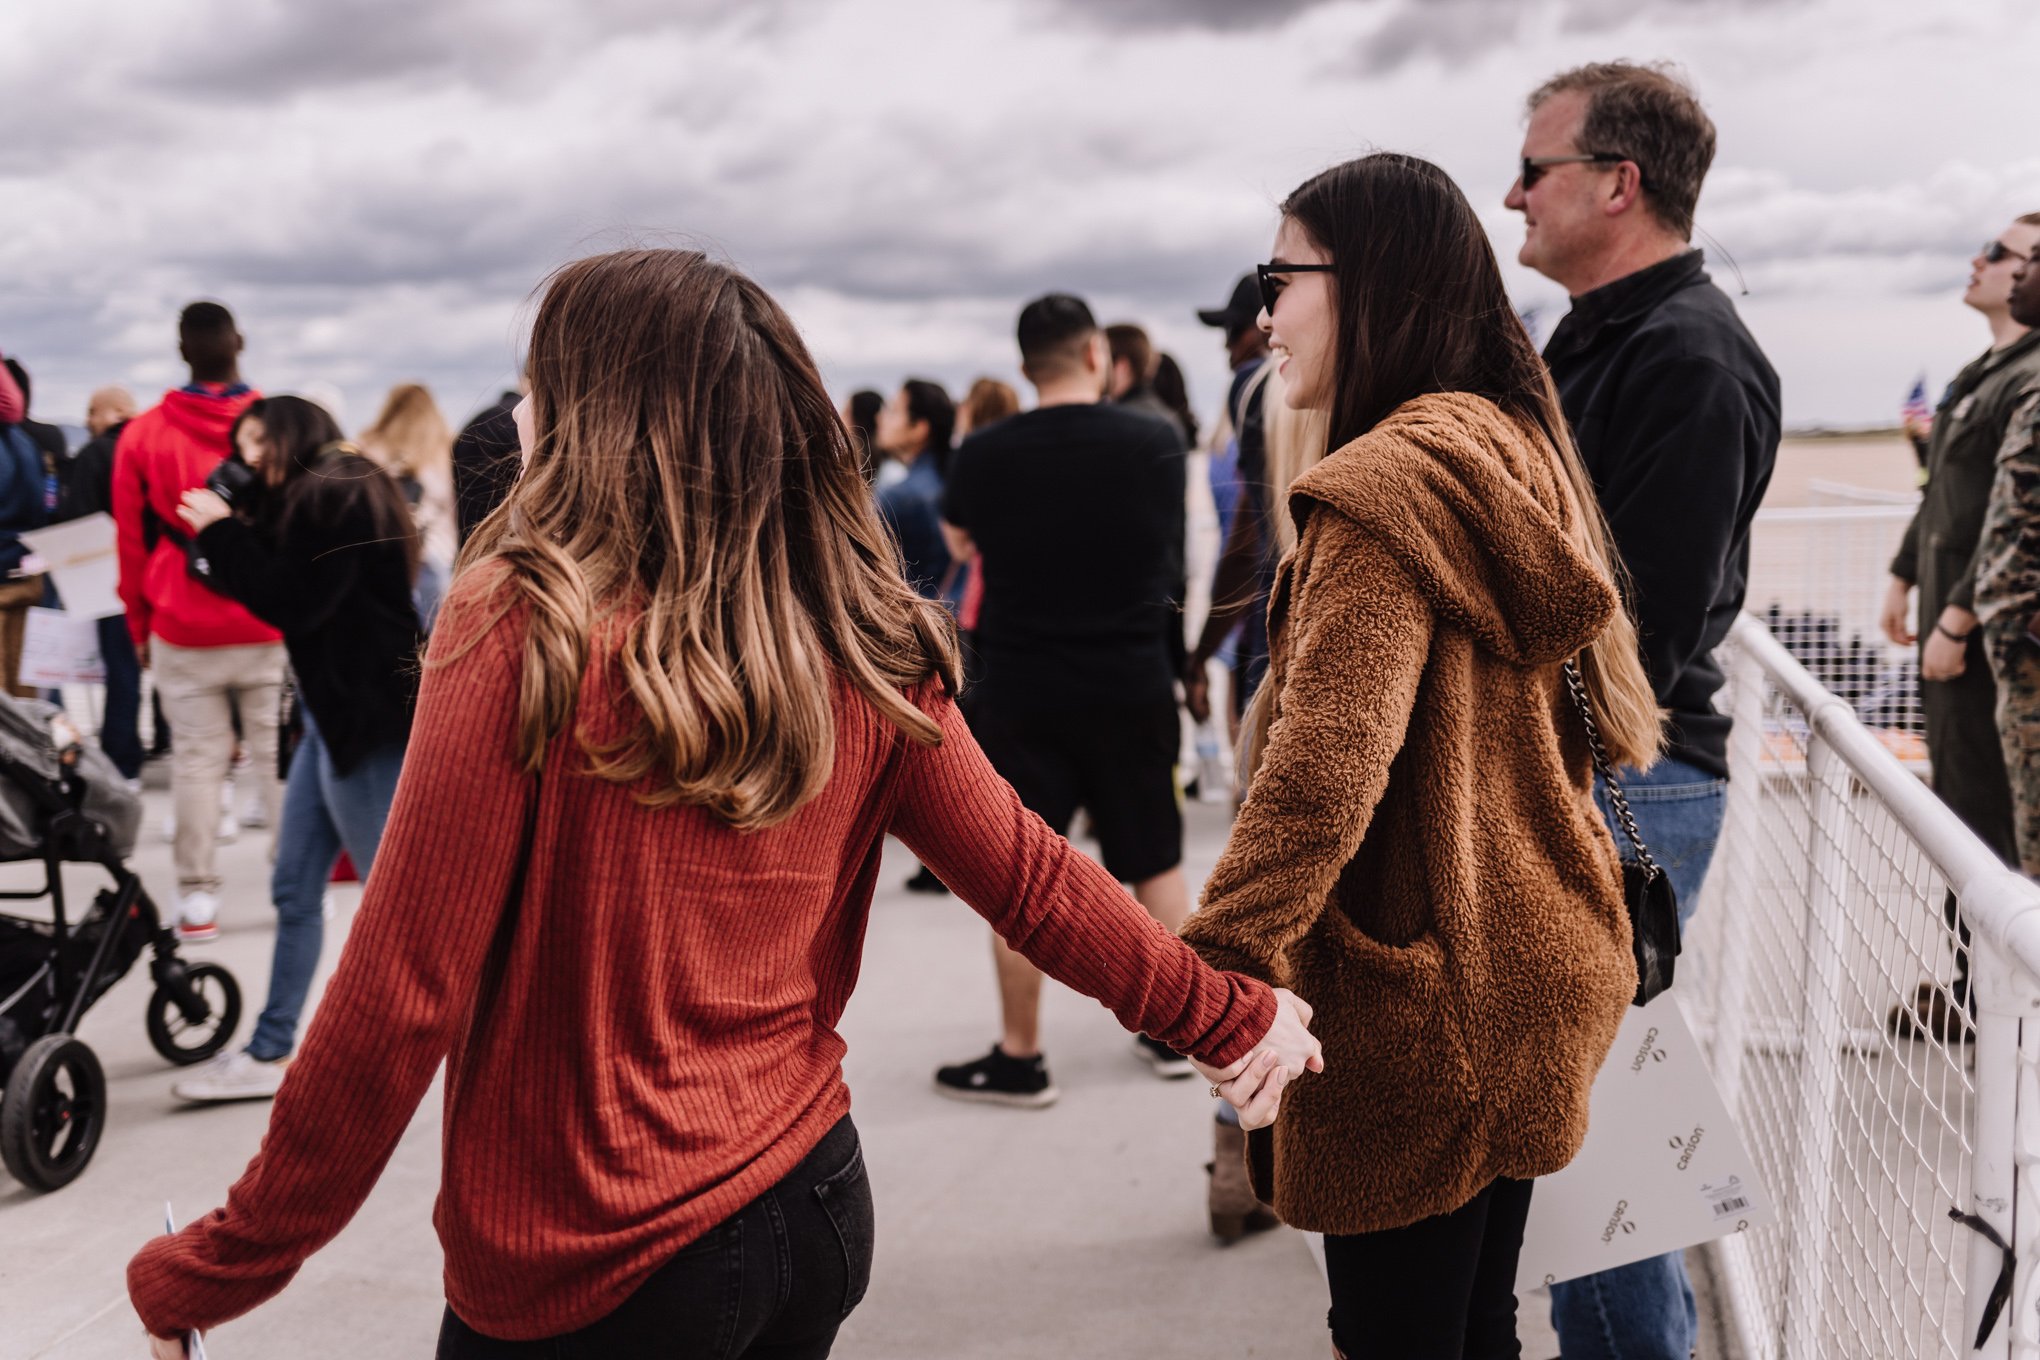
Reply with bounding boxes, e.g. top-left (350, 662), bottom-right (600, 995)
top-left (175, 890), bottom-right (221, 943)
top-left (159, 810), bottom-right (176, 843)
top-left (322, 891), bottom-right (337, 922)
top-left (240, 790), bottom-right (269, 829)
top-left (172, 1049), bottom-right (287, 1103)
top-left (216, 806), bottom-right (240, 843)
